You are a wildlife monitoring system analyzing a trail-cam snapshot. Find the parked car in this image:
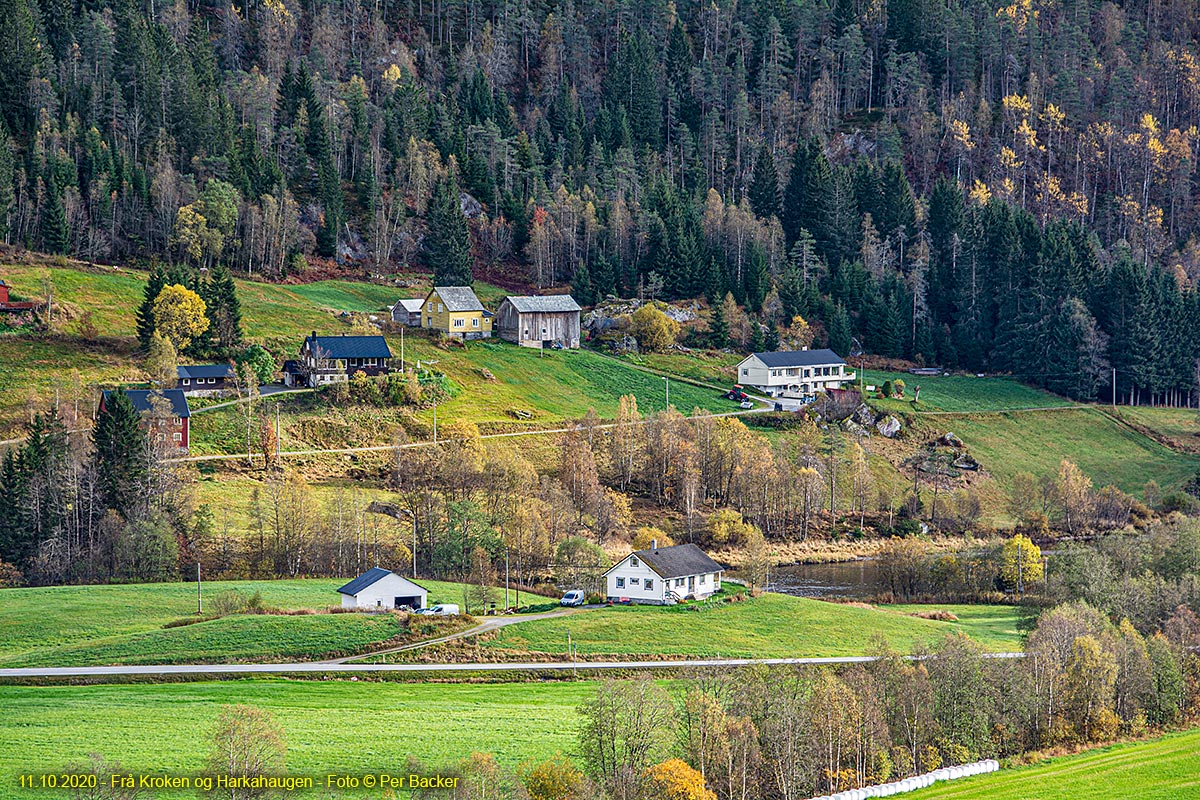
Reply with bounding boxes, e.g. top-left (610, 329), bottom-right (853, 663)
top-left (739, 399), bottom-right (755, 409)
top-left (560, 589), bottom-right (586, 607)
top-left (417, 603), bottom-right (460, 616)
